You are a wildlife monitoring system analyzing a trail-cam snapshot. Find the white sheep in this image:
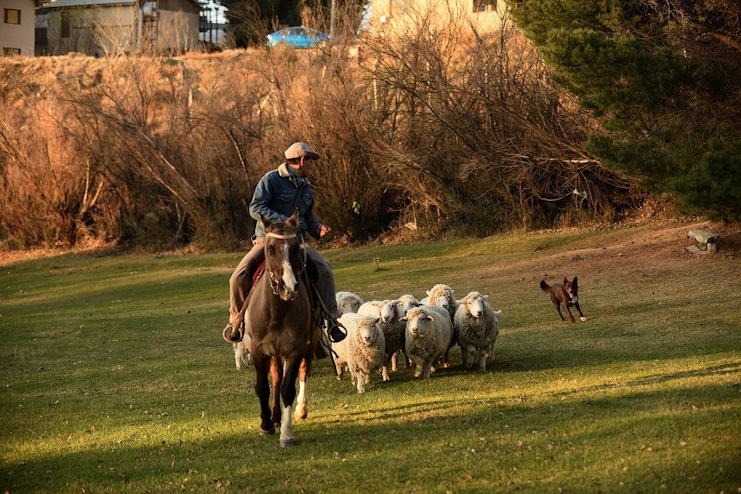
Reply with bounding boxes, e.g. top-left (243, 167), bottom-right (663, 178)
top-left (394, 294), bottom-right (421, 371)
top-left (421, 284), bottom-right (459, 367)
top-left (421, 284), bottom-right (459, 321)
top-left (402, 305), bottom-right (454, 379)
top-left (359, 299), bottom-right (404, 381)
top-left (233, 341), bottom-right (251, 370)
top-left (336, 291), bottom-right (364, 315)
top-left (331, 313), bottom-right (386, 393)
top-left (395, 294), bottom-right (421, 319)
top-left (454, 291), bottom-right (501, 372)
